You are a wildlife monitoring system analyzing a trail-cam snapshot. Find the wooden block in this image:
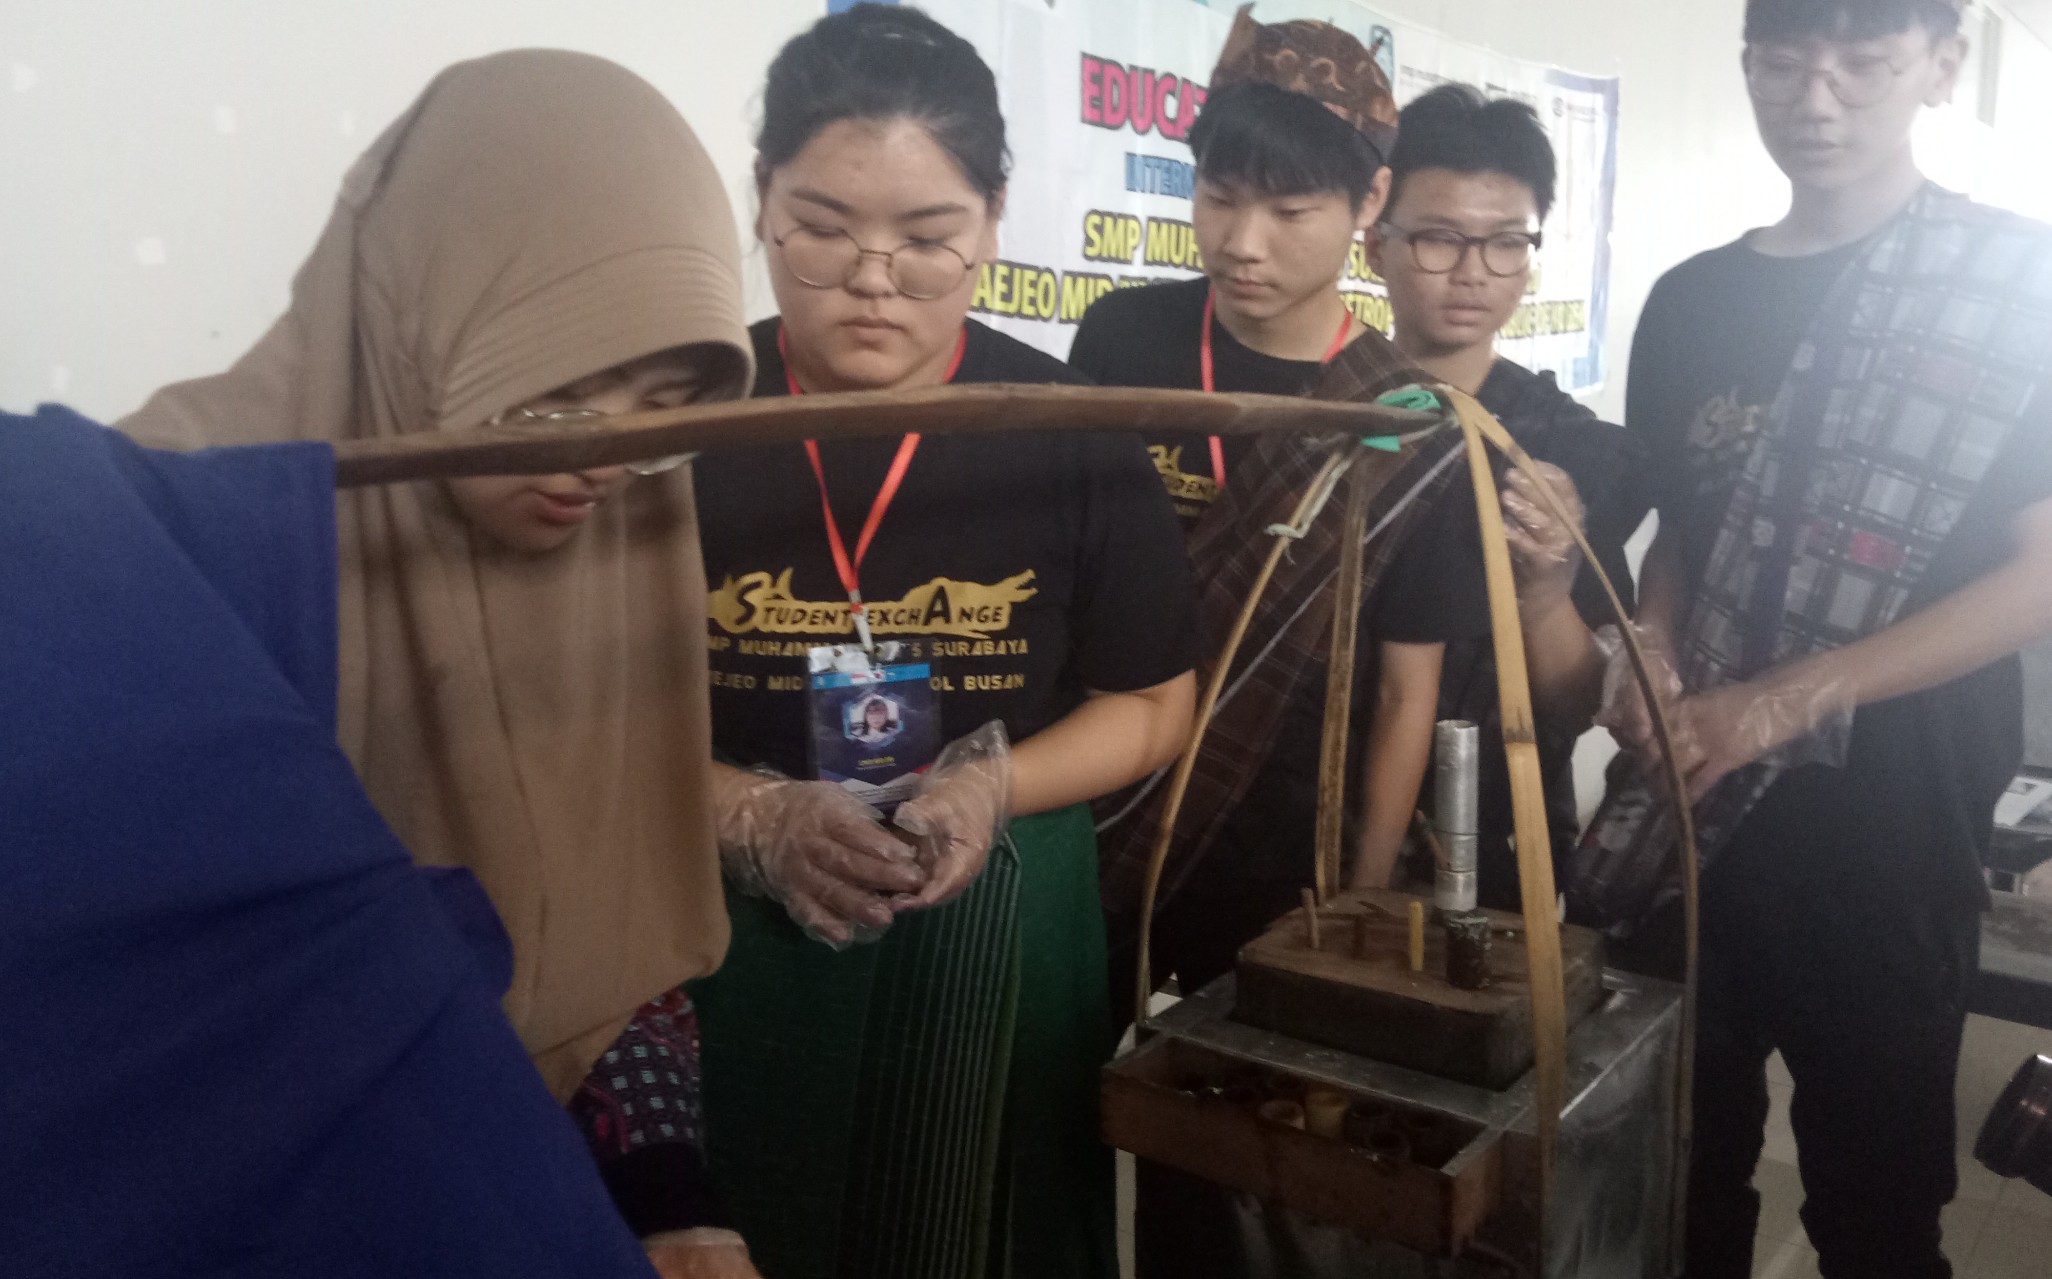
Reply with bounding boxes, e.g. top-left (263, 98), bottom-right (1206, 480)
top-left (1232, 888), bottom-right (1607, 1090)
